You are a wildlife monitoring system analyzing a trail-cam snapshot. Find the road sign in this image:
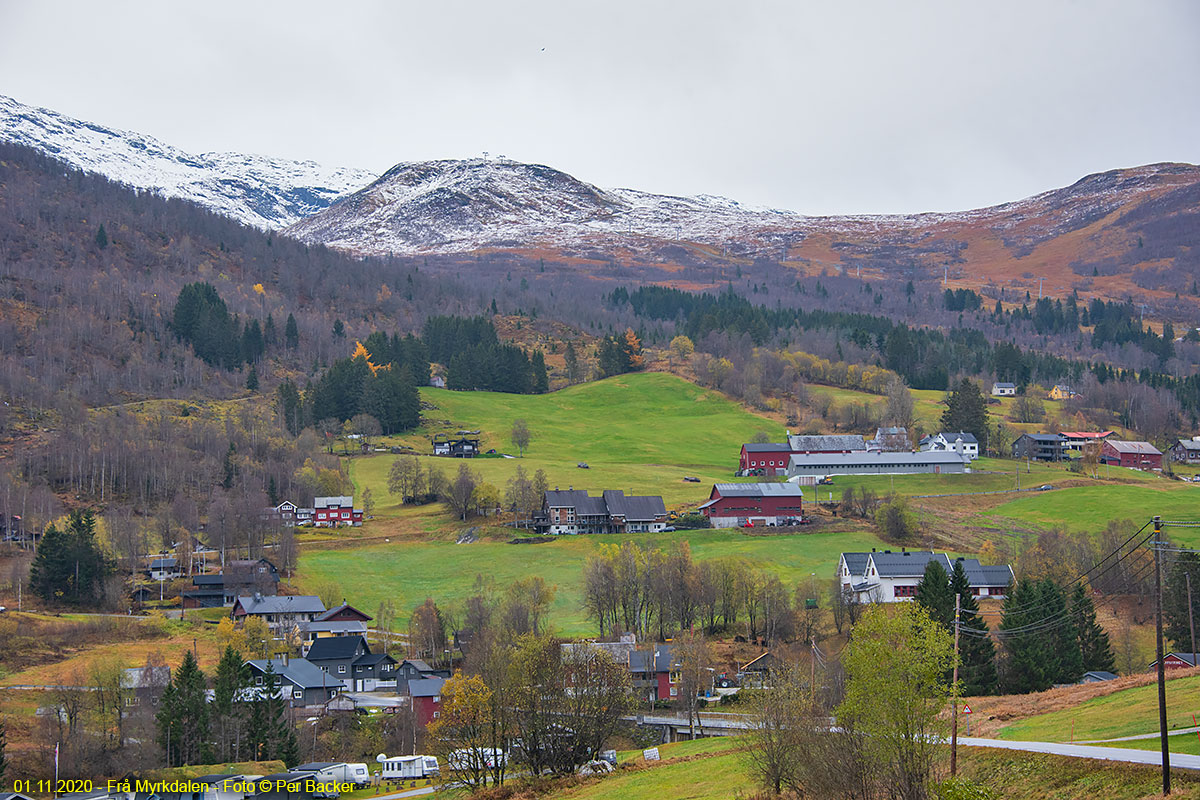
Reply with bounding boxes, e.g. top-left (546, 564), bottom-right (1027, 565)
top-left (643, 747), bottom-right (660, 761)
top-left (963, 705), bottom-right (972, 714)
